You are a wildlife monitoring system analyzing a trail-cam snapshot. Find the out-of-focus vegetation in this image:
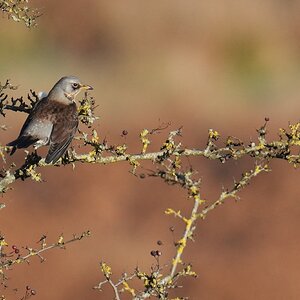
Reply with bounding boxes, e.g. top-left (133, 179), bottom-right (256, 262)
top-left (0, 0), bottom-right (40, 27)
